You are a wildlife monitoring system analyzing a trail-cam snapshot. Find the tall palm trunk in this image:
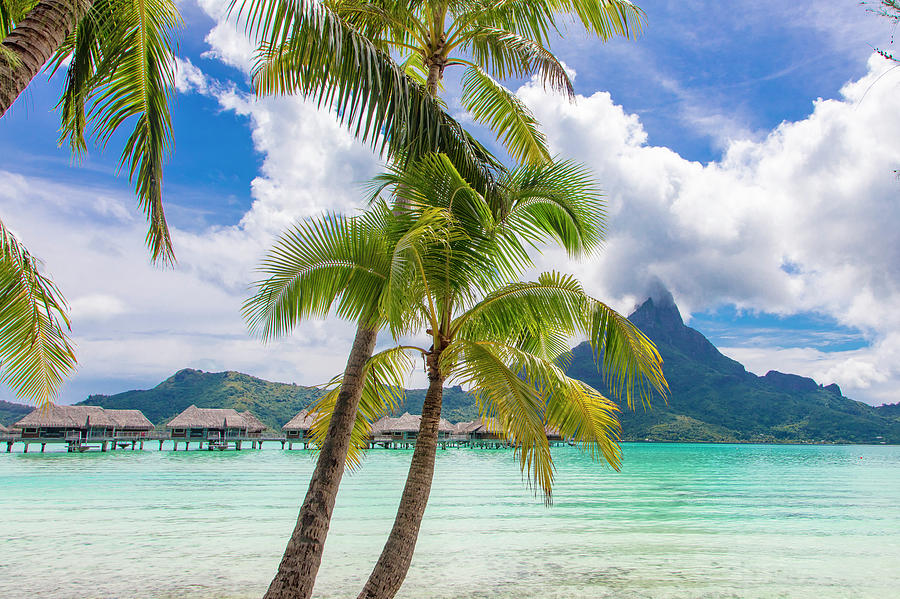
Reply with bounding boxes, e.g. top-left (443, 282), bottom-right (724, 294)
top-left (358, 351), bottom-right (445, 599)
top-left (264, 323), bottom-right (378, 599)
top-left (0, 0), bottom-right (90, 117)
